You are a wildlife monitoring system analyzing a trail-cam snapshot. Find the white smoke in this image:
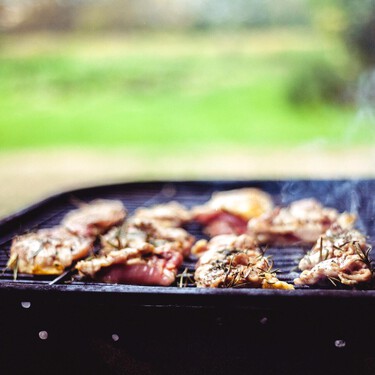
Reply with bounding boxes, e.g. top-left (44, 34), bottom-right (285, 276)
top-left (344, 68), bottom-right (375, 146)
top-left (280, 179), bottom-right (369, 234)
